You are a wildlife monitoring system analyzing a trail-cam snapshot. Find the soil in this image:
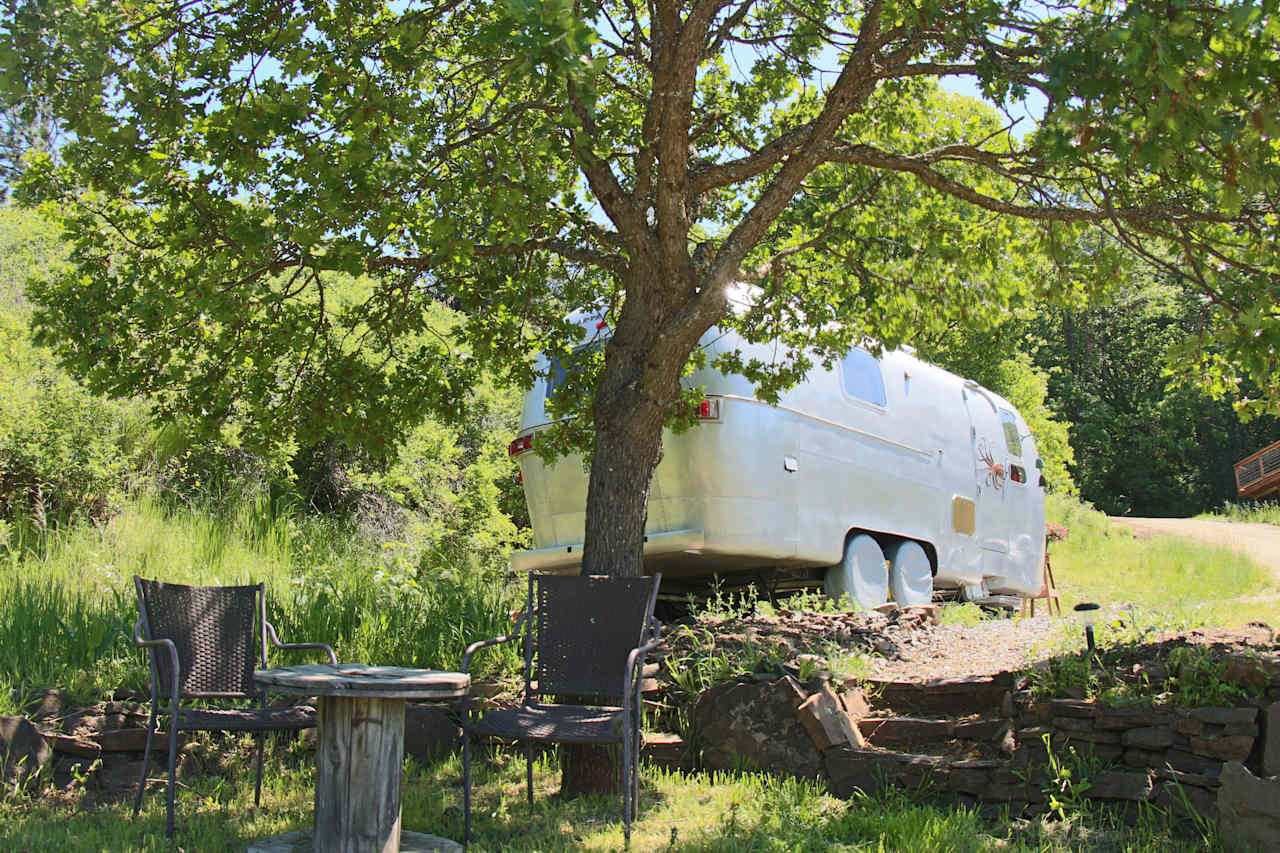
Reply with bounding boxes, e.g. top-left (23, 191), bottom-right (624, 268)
top-left (1111, 516), bottom-right (1280, 583)
top-left (865, 612), bottom-right (1065, 682)
top-left (663, 607), bottom-right (1066, 685)
top-left (661, 604), bottom-right (1278, 690)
